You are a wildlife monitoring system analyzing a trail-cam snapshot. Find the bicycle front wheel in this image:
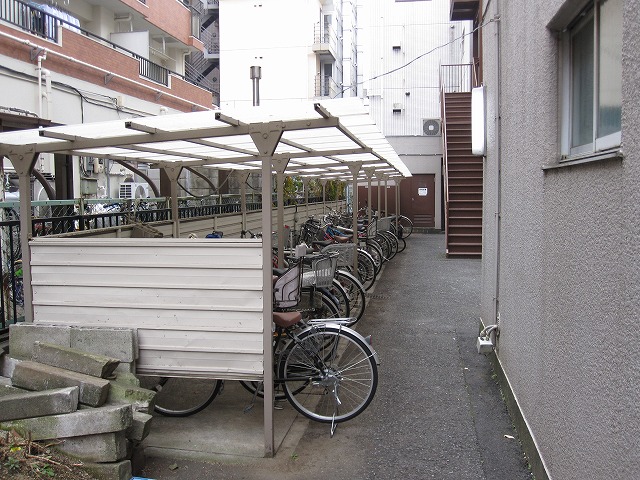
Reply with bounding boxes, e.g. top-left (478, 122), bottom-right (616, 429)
top-left (141, 377), bottom-right (223, 417)
top-left (280, 325), bottom-right (378, 424)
